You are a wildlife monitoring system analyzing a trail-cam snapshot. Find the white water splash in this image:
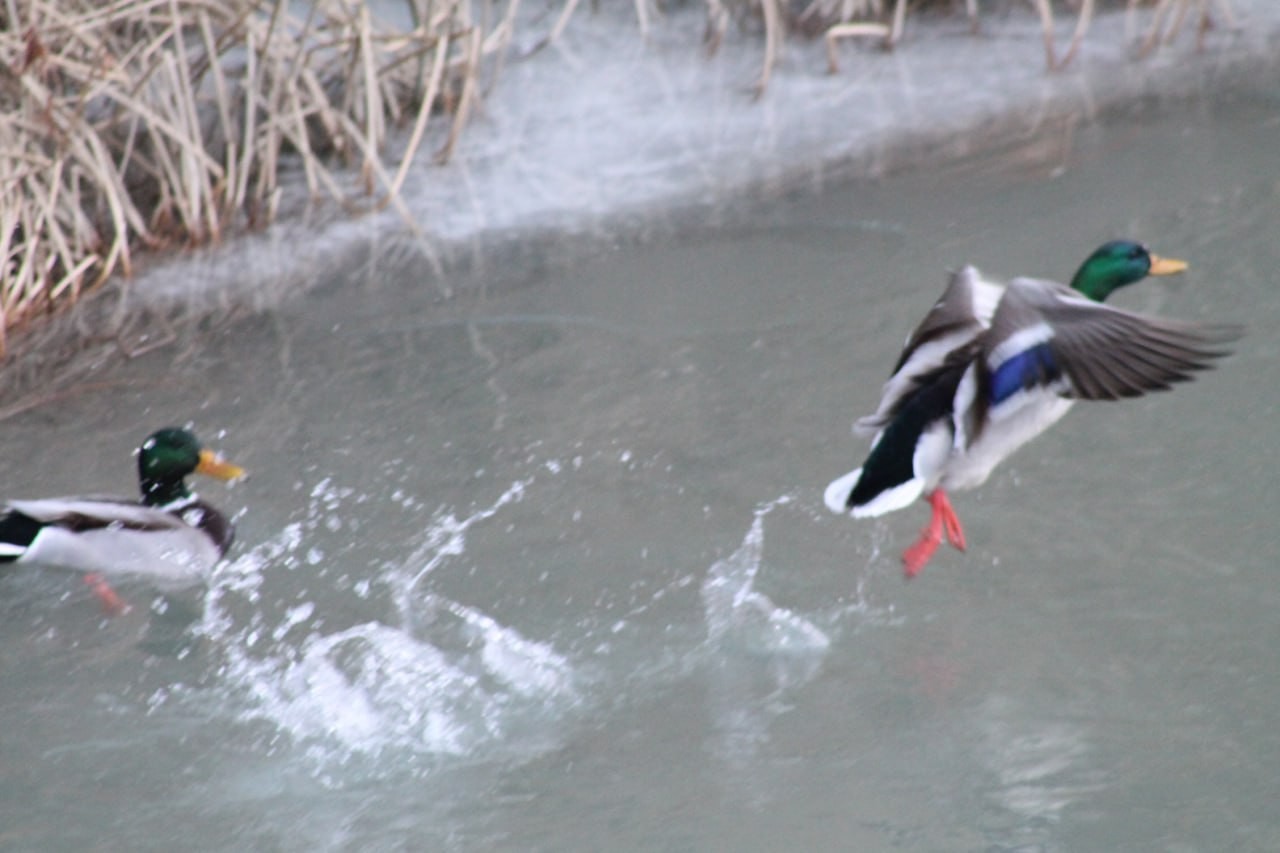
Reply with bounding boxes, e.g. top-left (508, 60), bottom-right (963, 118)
top-left (701, 496), bottom-right (831, 661)
top-left (391, 477), bottom-right (531, 617)
top-left (699, 497), bottom-right (831, 796)
top-left (169, 475), bottom-right (578, 782)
